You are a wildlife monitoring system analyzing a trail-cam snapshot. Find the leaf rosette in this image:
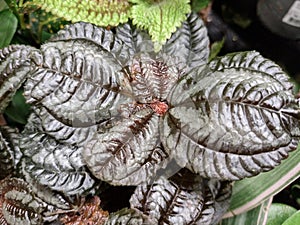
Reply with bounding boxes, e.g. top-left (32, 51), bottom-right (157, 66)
top-left (0, 11), bottom-right (299, 225)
